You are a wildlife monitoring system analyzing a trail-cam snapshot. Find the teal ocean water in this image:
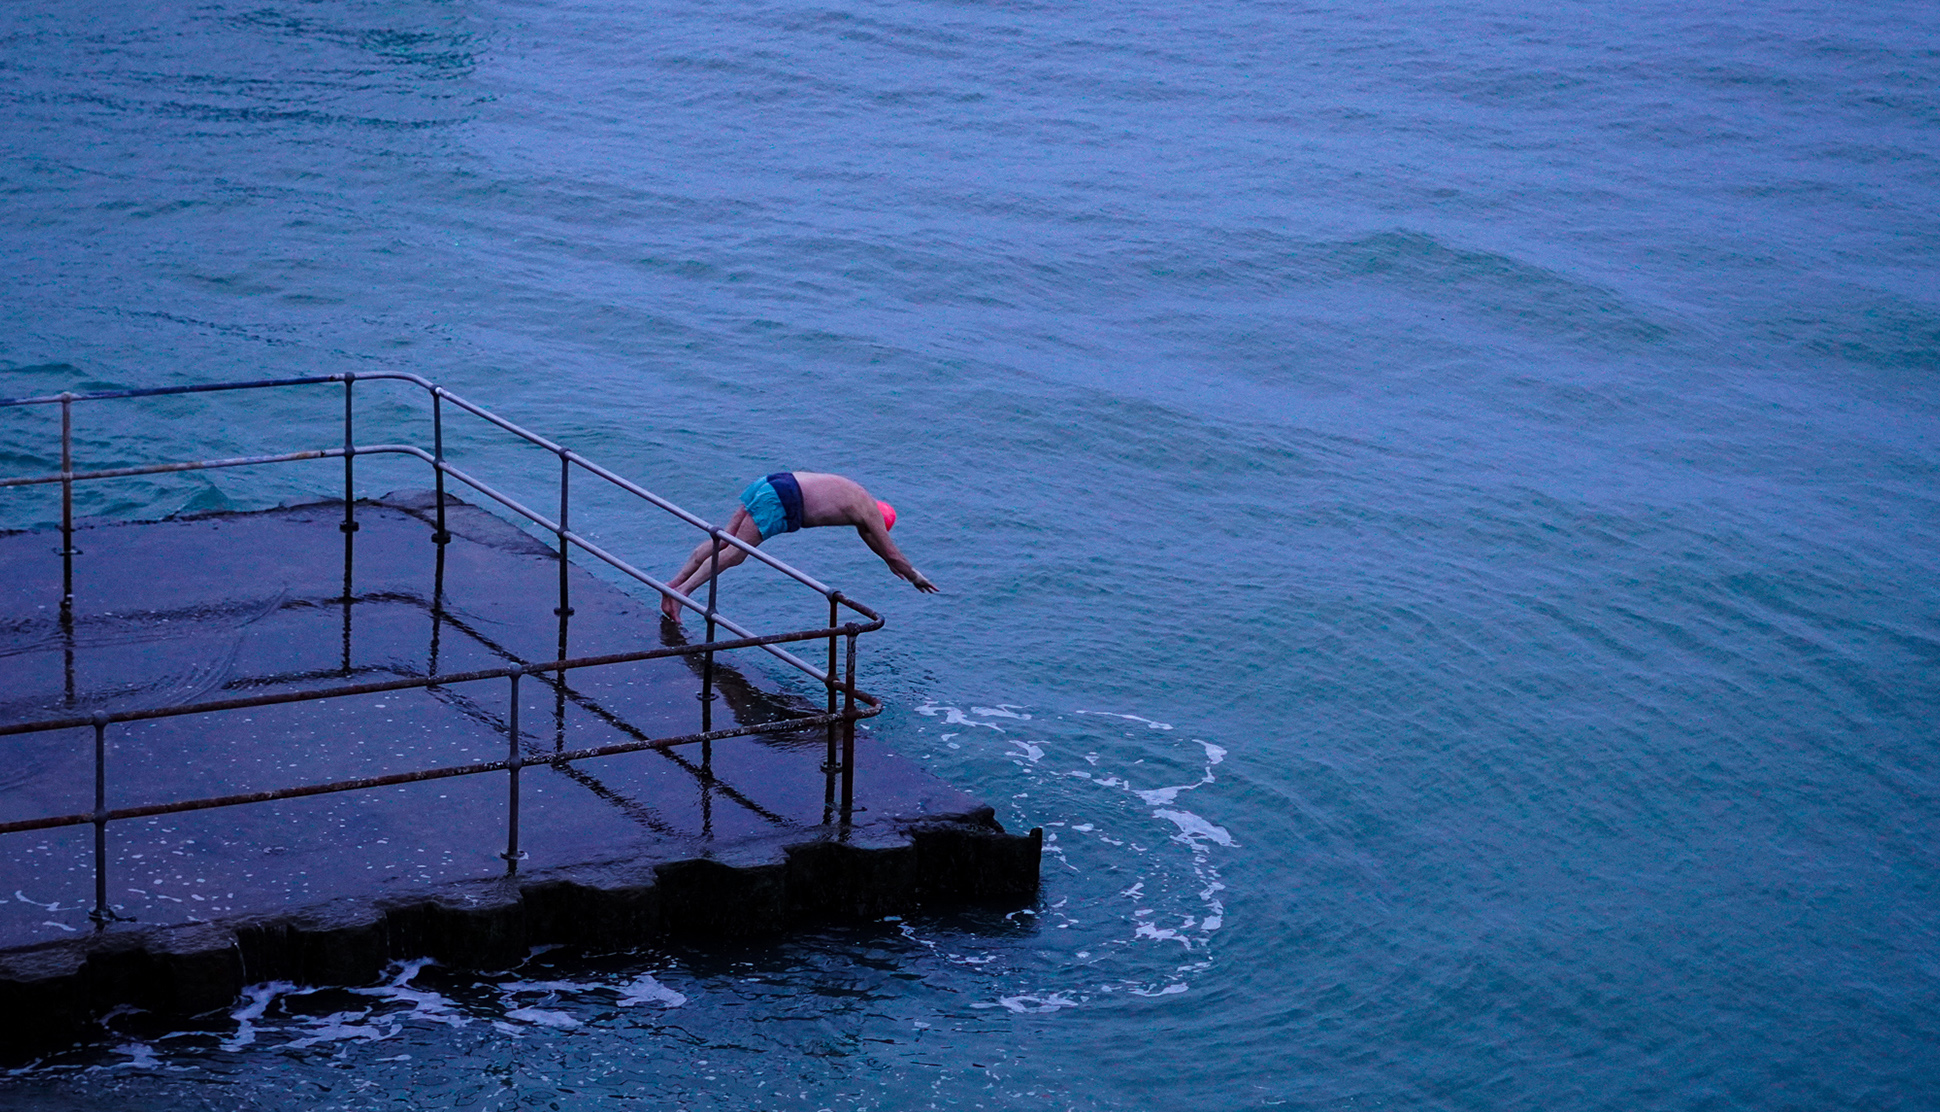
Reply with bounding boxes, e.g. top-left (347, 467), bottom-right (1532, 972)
top-left (3, 0), bottom-right (1938, 1107)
